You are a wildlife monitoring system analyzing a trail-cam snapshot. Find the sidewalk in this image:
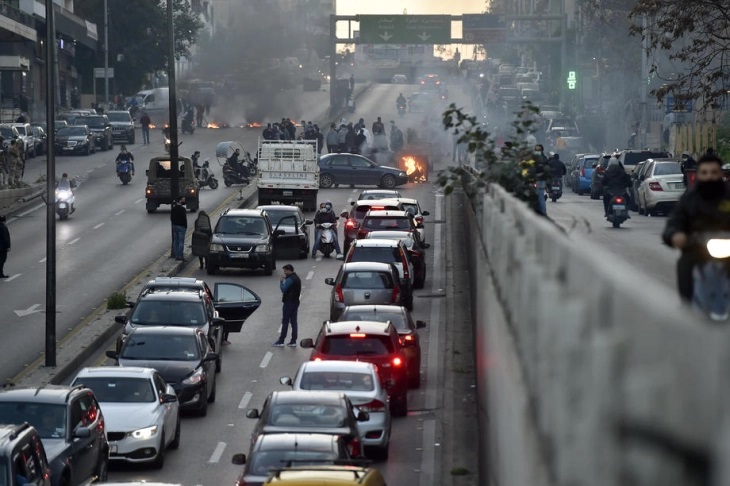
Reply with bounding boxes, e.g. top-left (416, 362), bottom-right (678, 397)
top-left (0, 182), bottom-right (45, 214)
